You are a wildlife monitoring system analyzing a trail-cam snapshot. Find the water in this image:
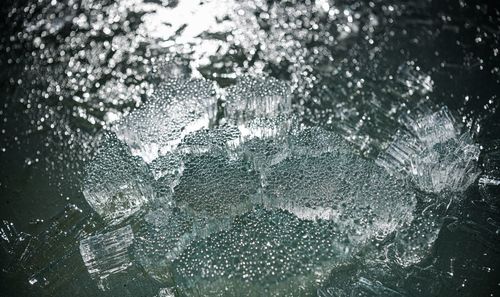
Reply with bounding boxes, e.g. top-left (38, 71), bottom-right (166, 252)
top-left (0, 0), bottom-right (499, 296)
